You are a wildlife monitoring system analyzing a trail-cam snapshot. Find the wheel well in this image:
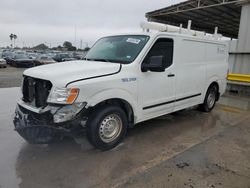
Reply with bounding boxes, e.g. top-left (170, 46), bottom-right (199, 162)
top-left (90, 99), bottom-right (135, 128)
top-left (209, 82), bottom-right (220, 101)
